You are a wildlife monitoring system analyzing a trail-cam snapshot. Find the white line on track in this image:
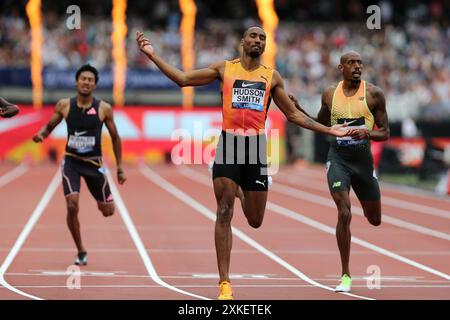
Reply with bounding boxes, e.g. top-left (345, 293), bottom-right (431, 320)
top-left (0, 163), bottom-right (28, 188)
top-left (141, 165), bottom-right (374, 300)
top-left (276, 171), bottom-right (450, 220)
top-left (106, 171), bottom-right (209, 300)
top-left (270, 182), bottom-right (450, 241)
top-left (0, 170), bottom-right (60, 300)
top-left (178, 167), bottom-right (450, 282)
